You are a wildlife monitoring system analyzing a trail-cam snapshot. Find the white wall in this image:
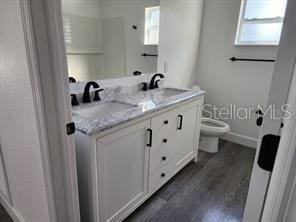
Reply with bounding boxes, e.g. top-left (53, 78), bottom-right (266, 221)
top-left (62, 0), bottom-right (106, 81)
top-left (66, 54), bottom-right (105, 81)
top-left (0, 0), bottom-right (52, 221)
top-left (67, 0), bottom-right (206, 93)
top-left (69, 0), bottom-right (205, 91)
top-left (99, 0), bottom-right (159, 75)
top-left (195, 0), bottom-right (277, 147)
top-left (286, 183), bottom-right (296, 221)
top-left (62, 0), bottom-right (101, 18)
top-left (158, 0), bottom-right (204, 88)
top-left (62, 0), bottom-right (159, 81)
top-left (101, 17), bottom-right (126, 77)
